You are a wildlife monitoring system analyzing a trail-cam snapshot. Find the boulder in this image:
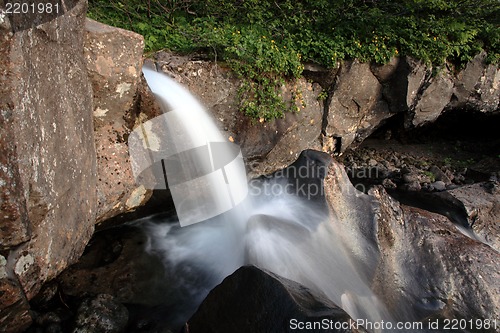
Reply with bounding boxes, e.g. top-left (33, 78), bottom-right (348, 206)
top-left (412, 69), bottom-right (454, 126)
top-left (452, 51), bottom-right (500, 113)
top-left (324, 160), bottom-right (500, 328)
top-left (370, 57), bottom-right (400, 83)
top-left (429, 165), bottom-right (451, 184)
top-left (83, 18), bottom-right (151, 223)
top-left (372, 197), bottom-right (499, 325)
top-left (186, 266), bottom-right (363, 333)
top-left (0, 1), bottom-right (96, 331)
top-left (324, 60), bottom-right (392, 152)
top-left (383, 57), bottom-right (429, 115)
top-left (147, 52), bottom-right (323, 177)
top-left (446, 182), bottom-right (500, 252)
